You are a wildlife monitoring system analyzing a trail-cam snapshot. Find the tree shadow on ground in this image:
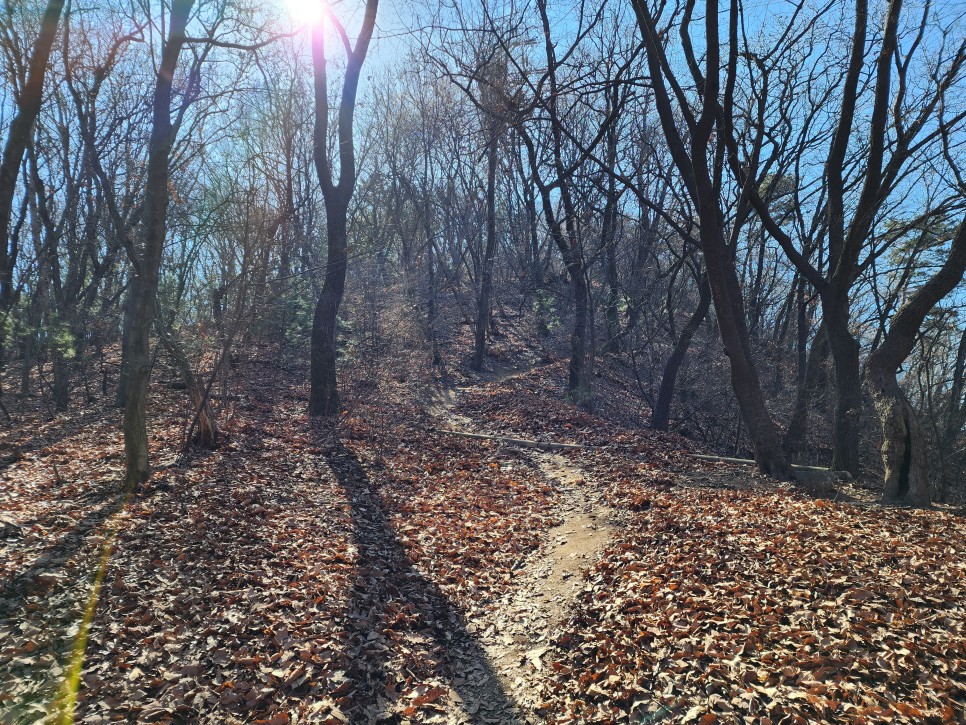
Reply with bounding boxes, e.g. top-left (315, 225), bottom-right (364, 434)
top-left (321, 433), bottom-right (523, 724)
top-left (0, 493), bottom-right (123, 619)
top-left (0, 407), bottom-right (112, 471)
